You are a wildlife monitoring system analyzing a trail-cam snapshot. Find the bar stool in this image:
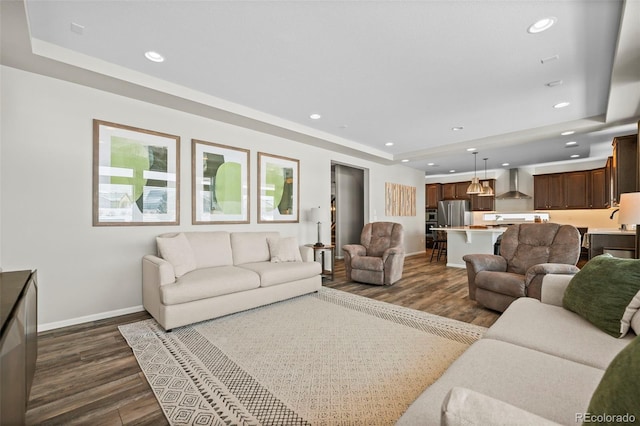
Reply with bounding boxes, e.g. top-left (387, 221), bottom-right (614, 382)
top-left (430, 230), bottom-right (447, 262)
